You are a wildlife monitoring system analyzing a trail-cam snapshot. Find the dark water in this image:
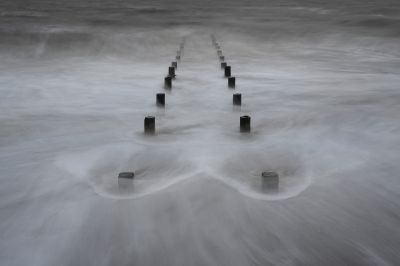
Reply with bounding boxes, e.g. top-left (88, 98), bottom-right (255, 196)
top-left (1, 0), bottom-right (400, 265)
